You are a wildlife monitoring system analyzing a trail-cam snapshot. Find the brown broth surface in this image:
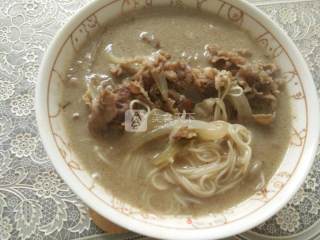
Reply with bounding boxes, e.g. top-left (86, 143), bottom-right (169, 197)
top-left (61, 7), bottom-right (291, 215)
